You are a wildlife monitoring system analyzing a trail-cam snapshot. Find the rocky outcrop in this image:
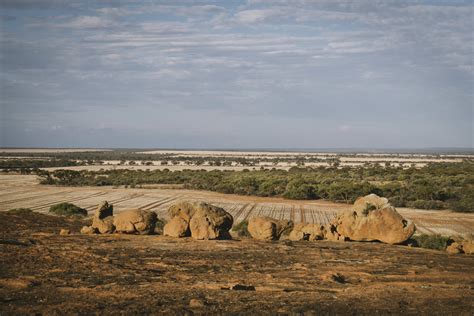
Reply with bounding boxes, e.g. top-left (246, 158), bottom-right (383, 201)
top-left (85, 201), bottom-right (159, 235)
top-left (163, 216), bottom-right (189, 237)
top-left (113, 209), bottom-right (157, 235)
top-left (80, 225), bottom-right (97, 234)
top-left (446, 242), bottom-right (463, 254)
top-left (352, 194), bottom-right (390, 214)
top-left (447, 239), bottom-right (474, 255)
top-left (288, 223), bottom-right (325, 241)
top-left (163, 201), bottom-right (233, 240)
top-left (91, 201), bottom-right (115, 234)
top-left (247, 217), bottom-right (293, 241)
top-left (331, 194), bottom-right (416, 244)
